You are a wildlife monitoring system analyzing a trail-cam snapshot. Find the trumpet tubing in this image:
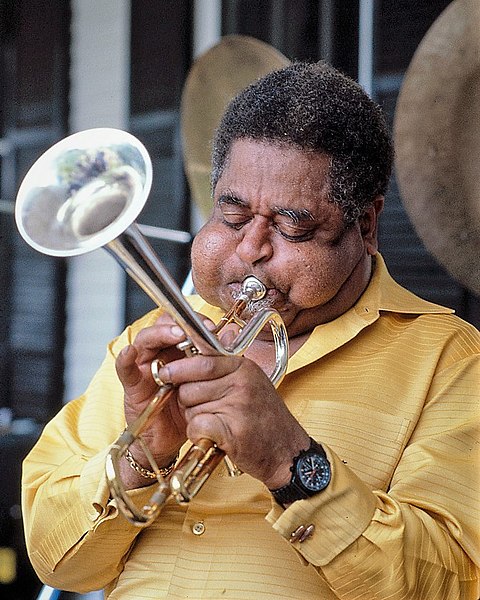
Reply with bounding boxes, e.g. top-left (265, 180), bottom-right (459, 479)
top-left (15, 128), bottom-right (289, 527)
